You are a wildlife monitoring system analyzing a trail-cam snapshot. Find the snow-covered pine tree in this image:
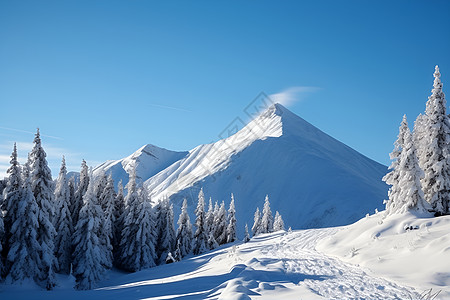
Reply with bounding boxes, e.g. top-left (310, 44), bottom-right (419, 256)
top-left (226, 194), bottom-right (237, 243)
top-left (72, 171), bottom-right (106, 290)
top-left (243, 224), bottom-right (250, 243)
top-left (53, 156), bottom-right (73, 274)
top-left (2, 143), bottom-right (21, 267)
top-left (120, 168), bottom-right (157, 271)
top-left (156, 198), bottom-right (176, 264)
top-left (99, 174), bottom-right (115, 270)
top-left (252, 207), bottom-right (261, 237)
top-left (419, 66), bottom-right (450, 215)
top-left (383, 115), bottom-right (410, 214)
top-left (94, 170), bottom-right (108, 209)
top-left (176, 199), bottom-right (193, 258)
top-left (113, 180), bottom-right (125, 265)
top-left (205, 197), bottom-right (217, 249)
top-left (214, 201), bottom-right (227, 245)
top-left (398, 124), bottom-right (431, 213)
top-left (72, 160), bottom-right (89, 226)
top-left (29, 129), bottom-right (56, 290)
top-left (273, 211), bottom-right (285, 231)
top-left (7, 161), bottom-right (41, 283)
top-left (260, 195), bottom-right (274, 234)
top-left (193, 188), bottom-right (208, 255)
